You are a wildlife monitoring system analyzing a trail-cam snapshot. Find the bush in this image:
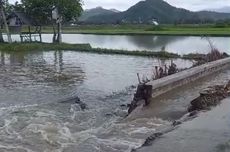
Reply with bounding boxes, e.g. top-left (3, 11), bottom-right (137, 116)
top-left (214, 22), bottom-right (227, 28)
